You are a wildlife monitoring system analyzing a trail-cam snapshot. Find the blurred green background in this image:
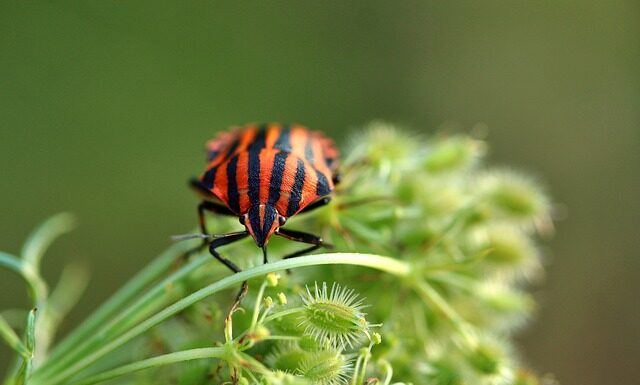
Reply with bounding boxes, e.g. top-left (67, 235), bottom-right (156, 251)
top-left (1, 1), bottom-right (638, 384)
